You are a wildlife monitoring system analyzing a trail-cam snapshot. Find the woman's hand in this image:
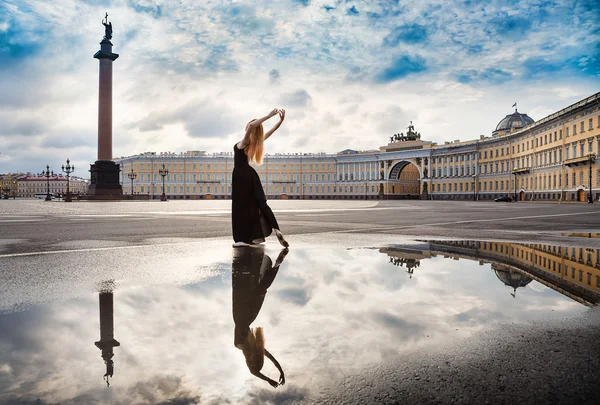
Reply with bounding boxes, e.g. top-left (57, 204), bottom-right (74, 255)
top-left (268, 379), bottom-right (279, 388)
top-left (278, 372), bottom-right (286, 386)
top-left (278, 109), bottom-right (286, 122)
top-left (269, 108), bottom-right (279, 118)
